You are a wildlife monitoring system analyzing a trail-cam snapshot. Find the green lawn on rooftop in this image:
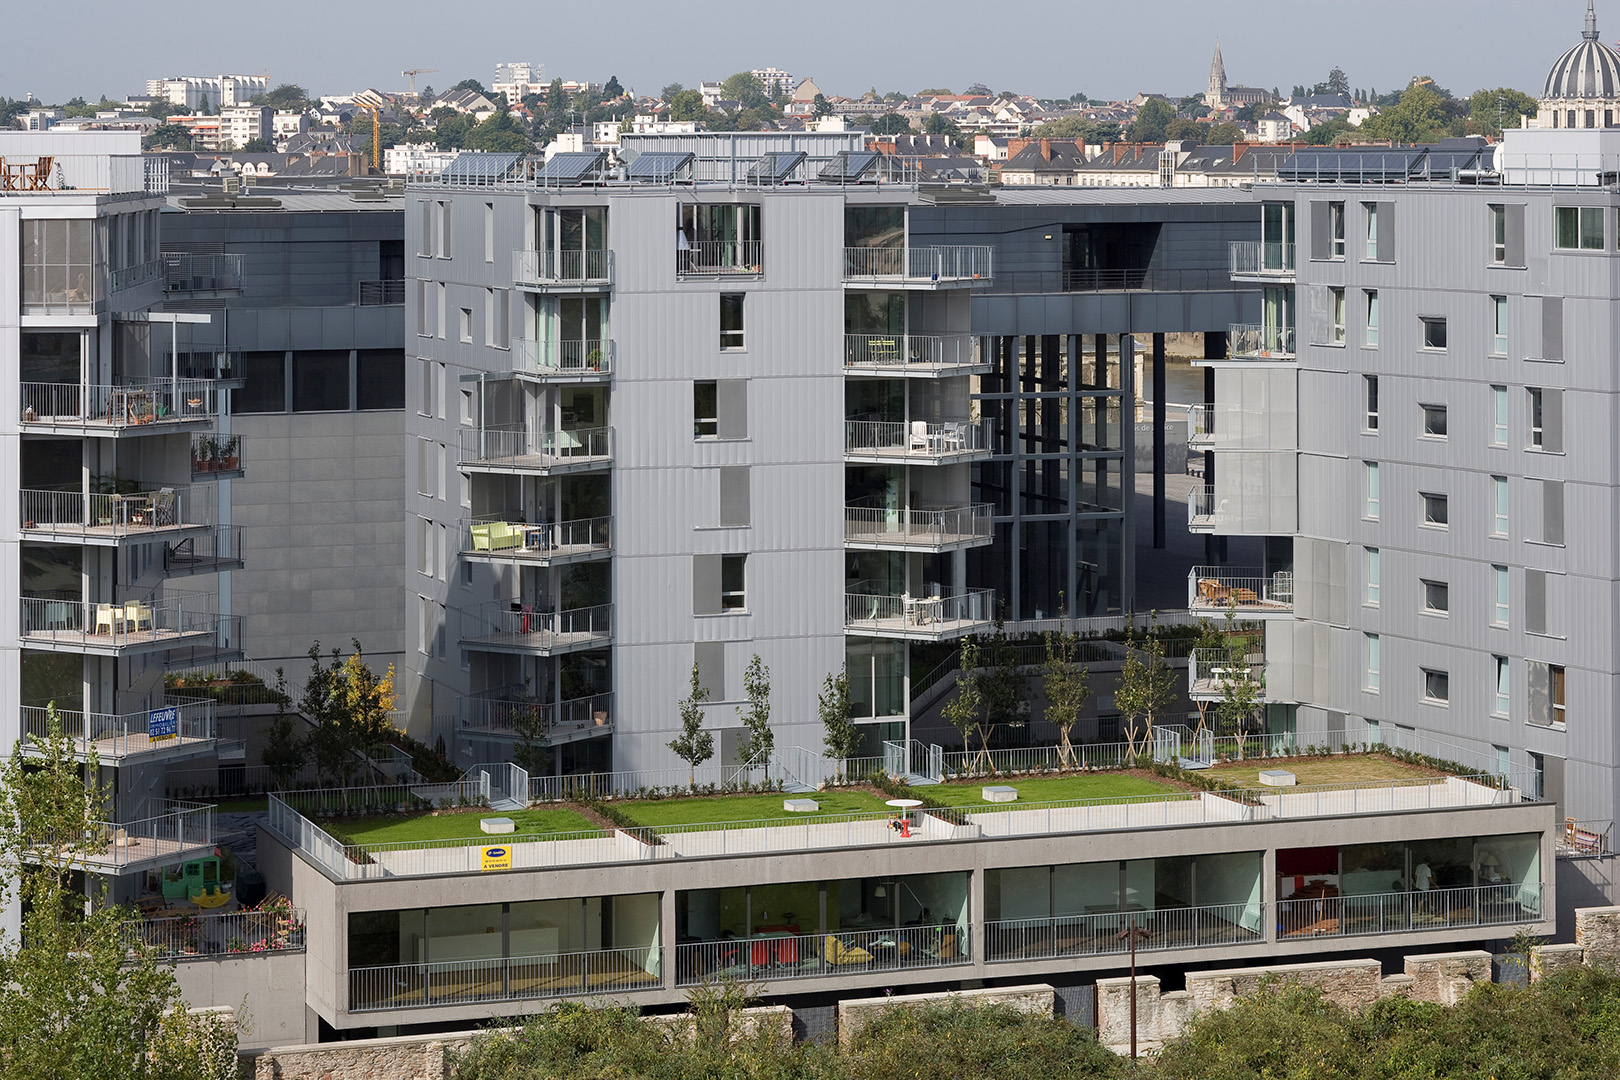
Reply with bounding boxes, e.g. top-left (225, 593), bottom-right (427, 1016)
top-left (924, 773), bottom-right (1181, 807)
top-left (610, 790), bottom-right (893, 827)
top-left (337, 806), bottom-right (601, 845)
